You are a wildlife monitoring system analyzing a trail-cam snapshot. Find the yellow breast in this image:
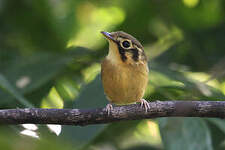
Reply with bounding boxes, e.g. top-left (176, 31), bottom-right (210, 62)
top-left (101, 58), bottom-right (149, 105)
